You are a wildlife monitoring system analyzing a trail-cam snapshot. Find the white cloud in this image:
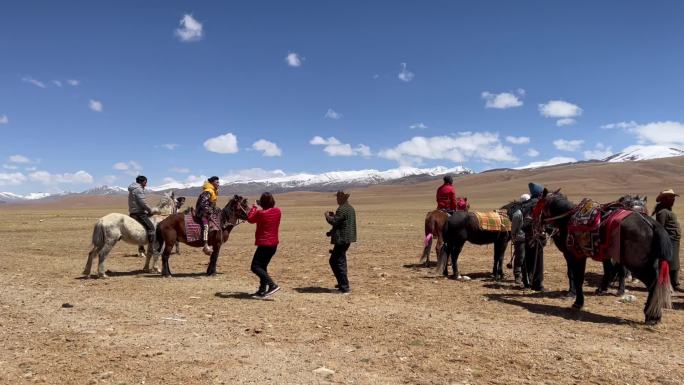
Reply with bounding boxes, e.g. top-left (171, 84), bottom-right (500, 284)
top-left (285, 52), bottom-right (303, 67)
top-left (175, 14), bottom-right (203, 42)
top-left (9, 155), bottom-right (31, 164)
top-left (505, 136), bottom-right (530, 145)
top-left (556, 118), bottom-right (576, 127)
top-left (29, 170), bottom-right (93, 184)
top-left (310, 136), bottom-right (372, 157)
top-left (89, 100), bottom-right (103, 112)
top-left (252, 139), bottom-right (282, 157)
top-left (66, 79), bottom-right (80, 86)
top-left (600, 121), bottom-right (638, 130)
top-left (0, 115), bottom-right (8, 124)
top-left (170, 167), bottom-right (190, 174)
top-left (553, 139), bottom-right (584, 152)
top-left (632, 121), bottom-right (684, 147)
top-left (539, 100), bottom-right (583, 125)
top-left (324, 108), bottom-right (342, 120)
top-left (584, 143), bottom-right (613, 160)
top-left (0, 172), bottom-right (26, 186)
top-left (516, 88), bottom-right (526, 96)
top-left (481, 91), bottom-right (523, 109)
top-left (517, 156), bottom-right (577, 169)
top-left (398, 63), bottom-right (414, 82)
top-left (52, 80), bottom-right (62, 87)
top-left (204, 133), bottom-right (239, 154)
top-left (409, 122), bottom-right (428, 130)
top-left (113, 161), bottom-right (143, 176)
top-left (158, 143), bottom-right (179, 150)
top-left (2, 164), bottom-right (18, 170)
top-left (22, 76), bottom-right (46, 88)
top-left (24, 166), bottom-right (37, 171)
top-left (378, 132), bottom-right (517, 166)
top-left (526, 148), bottom-right (540, 157)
